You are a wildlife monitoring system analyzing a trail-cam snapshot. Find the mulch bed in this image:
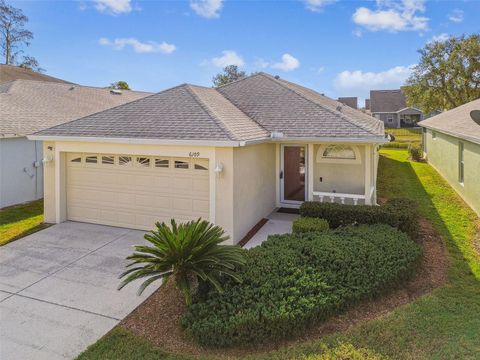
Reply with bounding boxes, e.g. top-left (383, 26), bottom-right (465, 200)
top-left (119, 217), bottom-right (448, 358)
